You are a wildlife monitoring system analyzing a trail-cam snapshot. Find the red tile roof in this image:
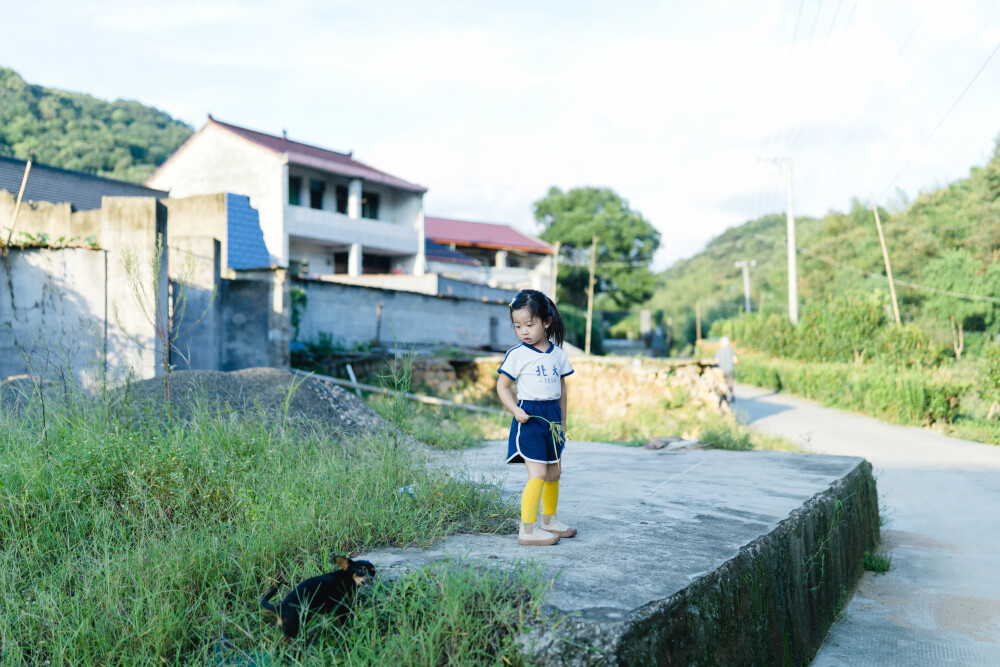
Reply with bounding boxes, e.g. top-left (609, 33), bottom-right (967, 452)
top-left (425, 216), bottom-right (553, 254)
top-left (206, 117), bottom-right (427, 193)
